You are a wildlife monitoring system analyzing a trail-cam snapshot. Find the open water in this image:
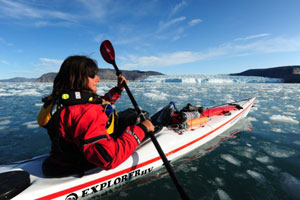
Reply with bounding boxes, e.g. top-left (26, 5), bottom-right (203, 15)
top-left (0, 79), bottom-right (299, 200)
